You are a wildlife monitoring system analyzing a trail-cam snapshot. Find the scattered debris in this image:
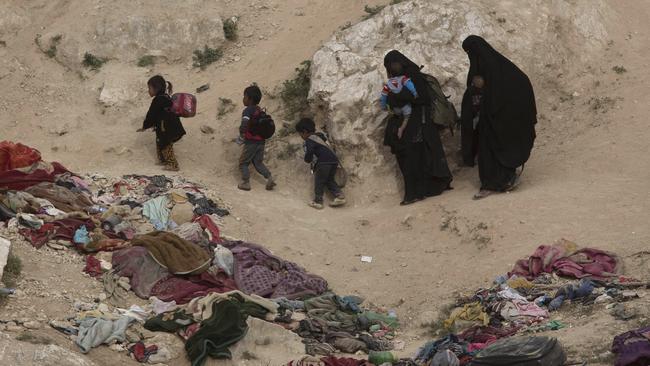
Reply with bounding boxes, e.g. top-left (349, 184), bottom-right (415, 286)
top-left (195, 84), bottom-right (210, 93)
top-left (200, 125), bottom-right (215, 134)
top-left (217, 97), bottom-right (235, 117)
